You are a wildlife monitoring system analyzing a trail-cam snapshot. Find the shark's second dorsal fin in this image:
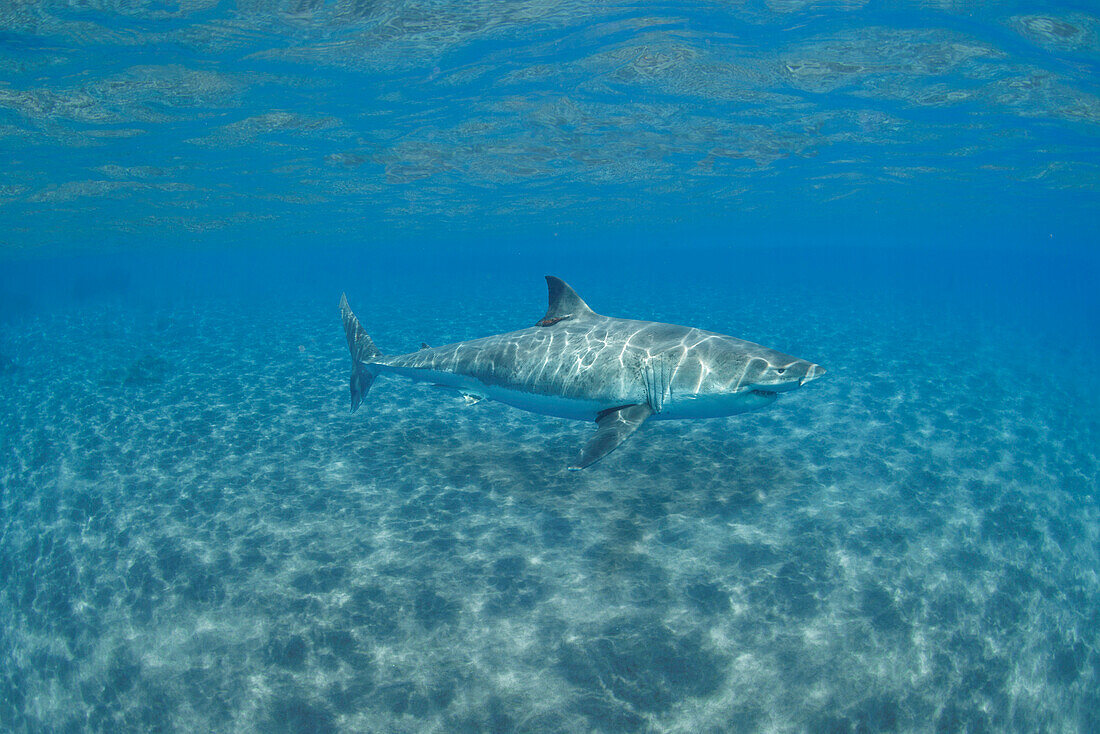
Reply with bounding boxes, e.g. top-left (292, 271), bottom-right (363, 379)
top-left (537, 276), bottom-right (597, 327)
